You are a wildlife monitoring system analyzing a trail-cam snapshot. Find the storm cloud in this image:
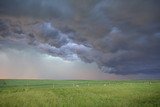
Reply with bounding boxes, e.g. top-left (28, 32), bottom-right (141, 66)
top-left (0, 0), bottom-right (160, 78)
